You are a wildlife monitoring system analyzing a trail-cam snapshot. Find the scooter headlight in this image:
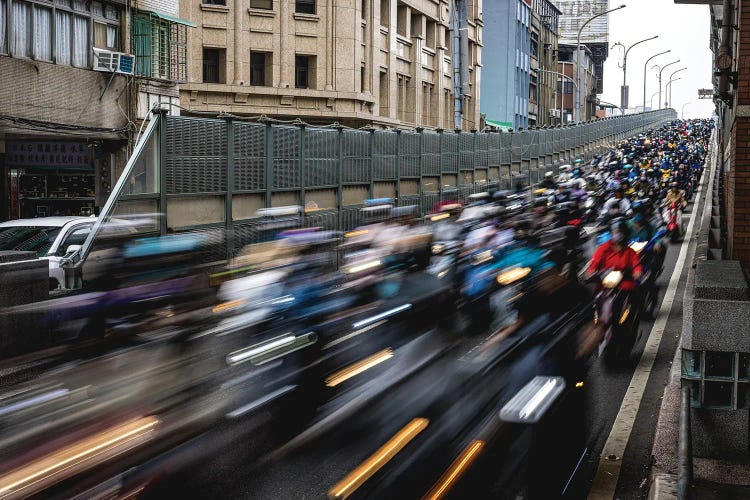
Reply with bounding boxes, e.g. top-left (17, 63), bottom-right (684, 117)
top-left (497, 266), bottom-right (531, 286)
top-left (584, 198), bottom-right (594, 209)
top-left (628, 241), bottom-right (647, 254)
top-left (602, 270), bottom-right (624, 289)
